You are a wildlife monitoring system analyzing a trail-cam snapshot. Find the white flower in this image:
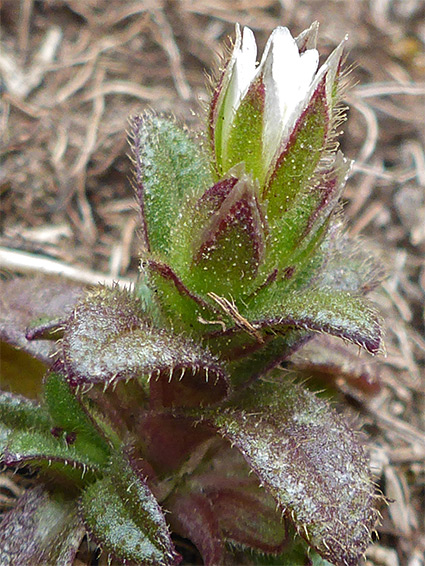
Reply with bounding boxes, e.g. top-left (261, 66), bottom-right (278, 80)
top-left (212, 23), bottom-right (345, 182)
